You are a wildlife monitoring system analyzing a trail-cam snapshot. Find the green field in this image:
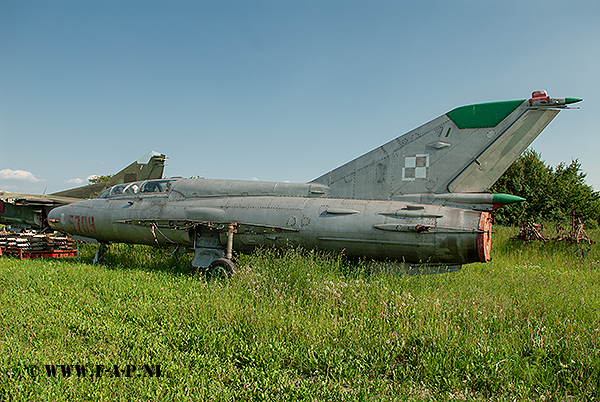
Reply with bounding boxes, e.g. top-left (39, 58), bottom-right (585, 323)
top-left (1, 227), bottom-right (599, 401)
